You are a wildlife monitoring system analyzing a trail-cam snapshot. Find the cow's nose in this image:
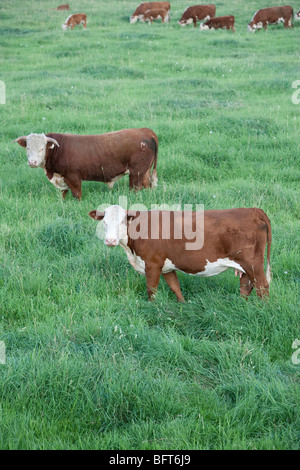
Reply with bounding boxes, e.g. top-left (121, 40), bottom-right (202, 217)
top-left (105, 239), bottom-right (117, 247)
top-left (28, 160), bottom-right (38, 167)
